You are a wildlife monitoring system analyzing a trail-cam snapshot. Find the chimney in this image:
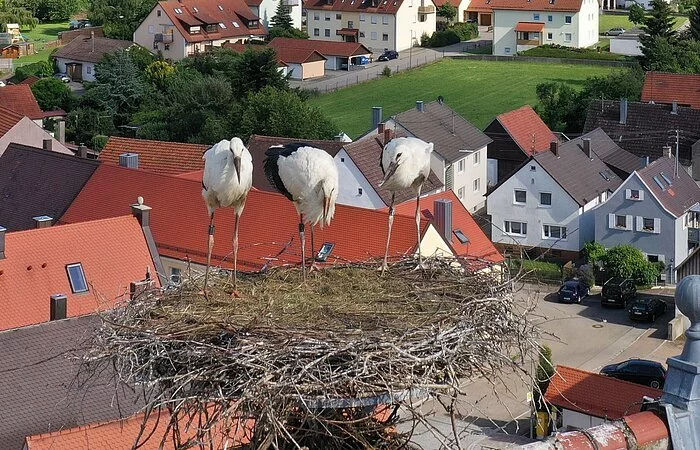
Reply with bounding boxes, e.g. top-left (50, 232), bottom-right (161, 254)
top-left (640, 156), bottom-right (650, 168)
top-left (90, 30), bottom-right (95, 53)
top-left (371, 106), bottom-right (383, 131)
top-left (0, 226), bottom-right (5, 260)
top-left (663, 146), bottom-right (672, 158)
top-left (131, 197), bottom-right (151, 227)
top-left (42, 138), bottom-right (52, 152)
top-left (32, 215), bottom-right (53, 228)
top-left (119, 153), bottom-right (139, 169)
top-left (433, 199), bottom-right (453, 244)
top-left (130, 279), bottom-right (154, 300)
top-left (57, 120), bottom-right (66, 144)
top-left (693, 140), bottom-right (700, 181)
top-left (377, 122), bottom-right (385, 134)
top-left (383, 128), bottom-right (392, 146)
top-left (78, 144), bottom-right (88, 159)
top-left (619, 98), bottom-right (628, 125)
top-left (50, 294), bottom-right (67, 321)
top-left (416, 101), bottom-right (424, 112)
top-left (550, 141), bottom-right (559, 157)
top-left (671, 100), bottom-right (678, 115)
top-left (582, 138), bottom-right (592, 159)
